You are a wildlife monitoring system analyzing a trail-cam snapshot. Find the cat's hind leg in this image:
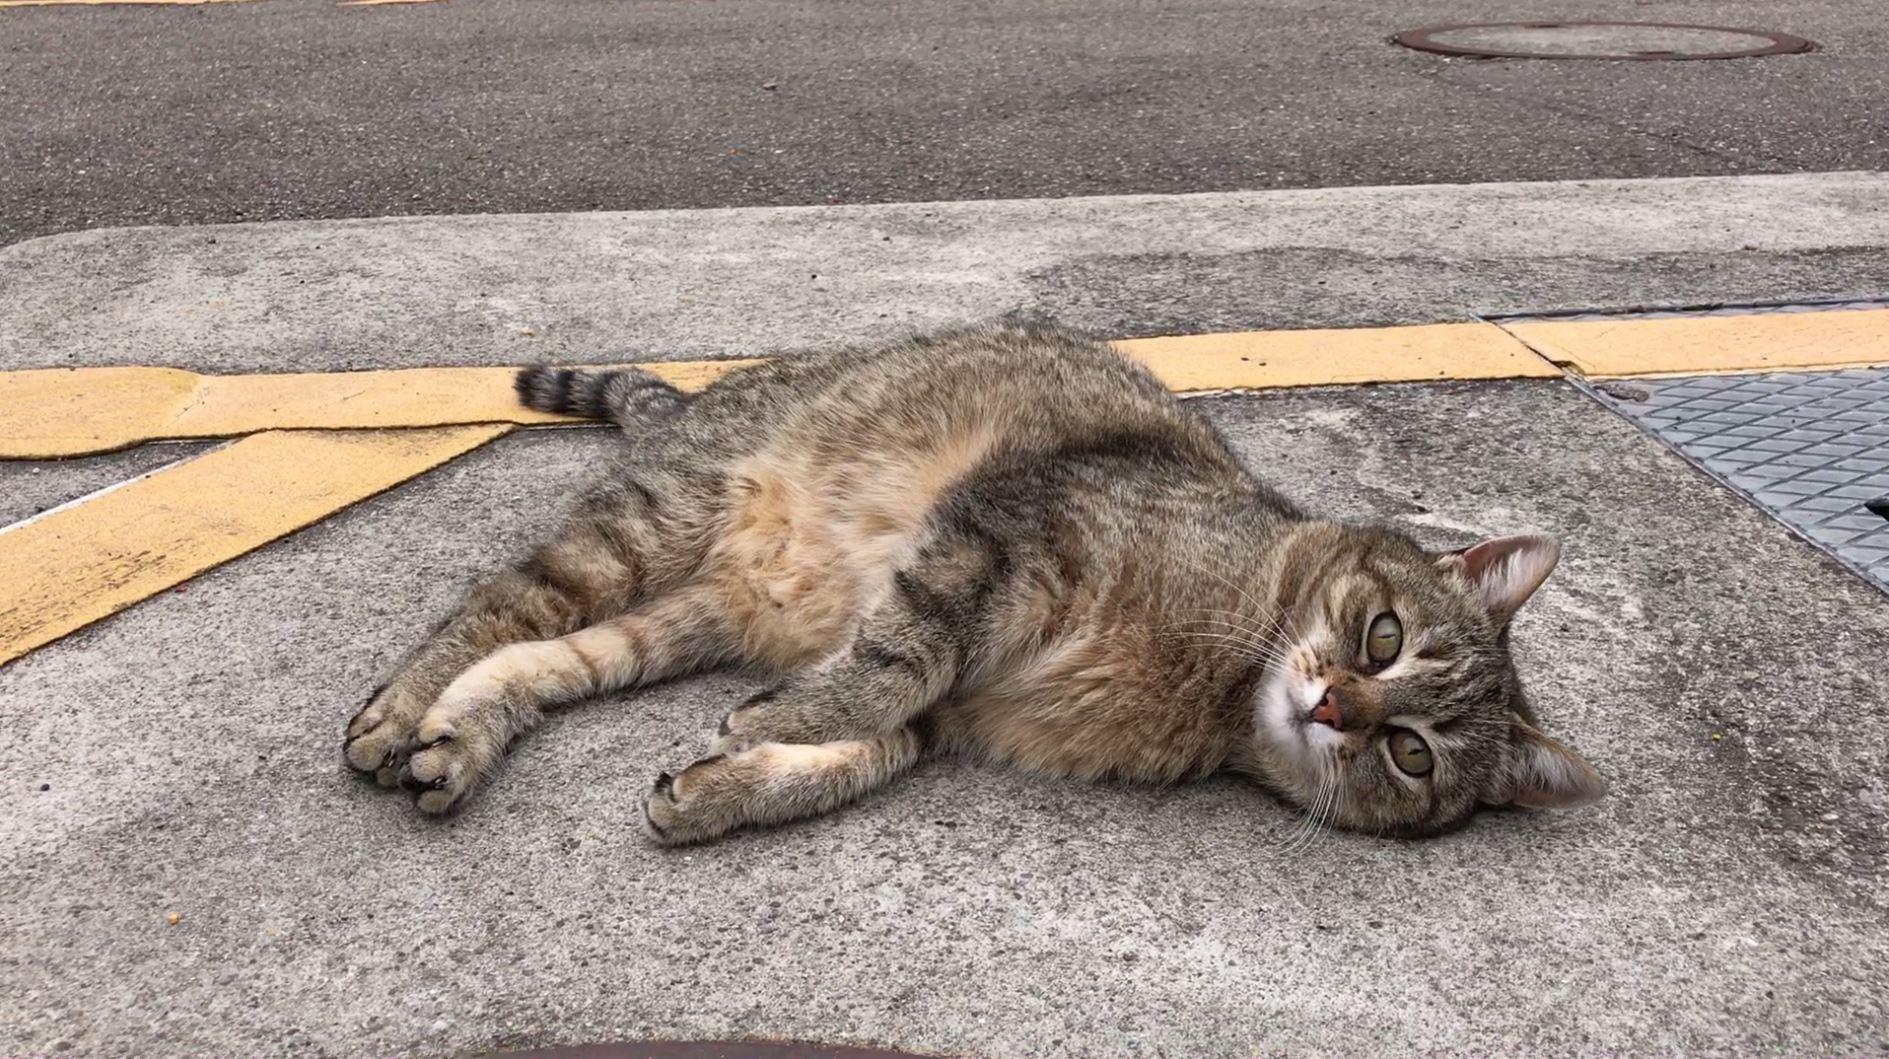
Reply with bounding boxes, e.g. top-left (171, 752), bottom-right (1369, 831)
top-left (344, 469), bottom-right (712, 794)
top-left (397, 582), bottom-right (739, 813)
top-left (641, 728), bottom-right (924, 845)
